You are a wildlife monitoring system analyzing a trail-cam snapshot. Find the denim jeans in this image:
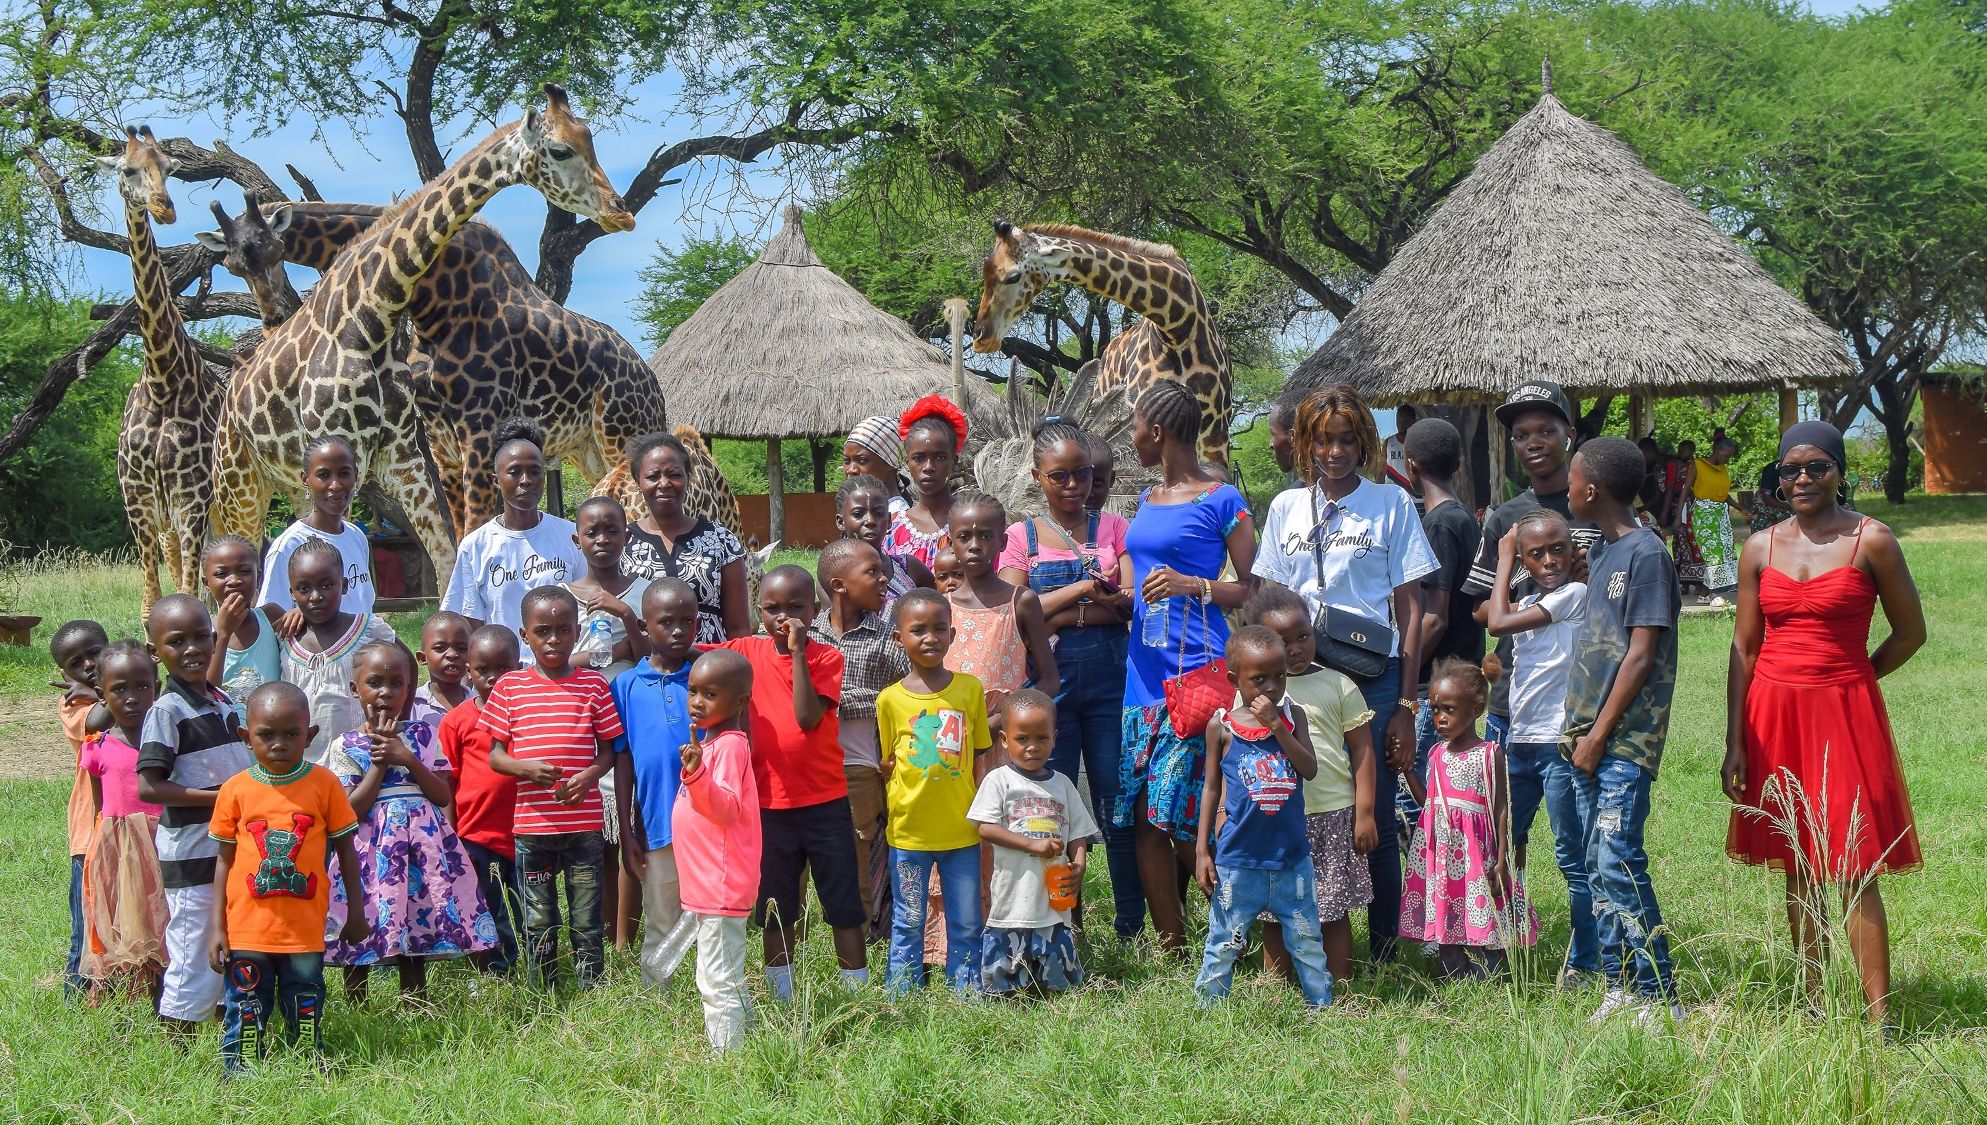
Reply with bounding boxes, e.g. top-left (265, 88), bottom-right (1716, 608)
top-left (221, 951), bottom-right (326, 1073)
top-left (515, 831), bottom-right (605, 990)
top-left (1508, 742), bottom-right (1598, 974)
top-left (1196, 863), bottom-right (1333, 1007)
top-left (464, 840), bottom-right (522, 975)
top-left (1048, 626), bottom-right (1143, 938)
top-left (1356, 657), bottom-right (1404, 961)
top-left (65, 854), bottom-right (87, 997)
top-left (886, 844), bottom-right (983, 995)
top-left (1571, 757), bottom-right (1674, 998)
